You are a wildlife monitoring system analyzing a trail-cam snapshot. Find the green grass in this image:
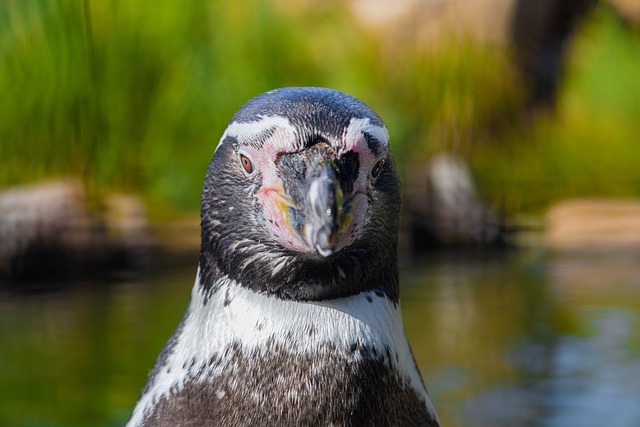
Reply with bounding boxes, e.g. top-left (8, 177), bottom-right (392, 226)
top-left (470, 7), bottom-right (640, 214)
top-left (0, 0), bottom-right (521, 214)
top-left (0, 1), bottom-right (385, 213)
top-left (0, 2), bottom-right (637, 216)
